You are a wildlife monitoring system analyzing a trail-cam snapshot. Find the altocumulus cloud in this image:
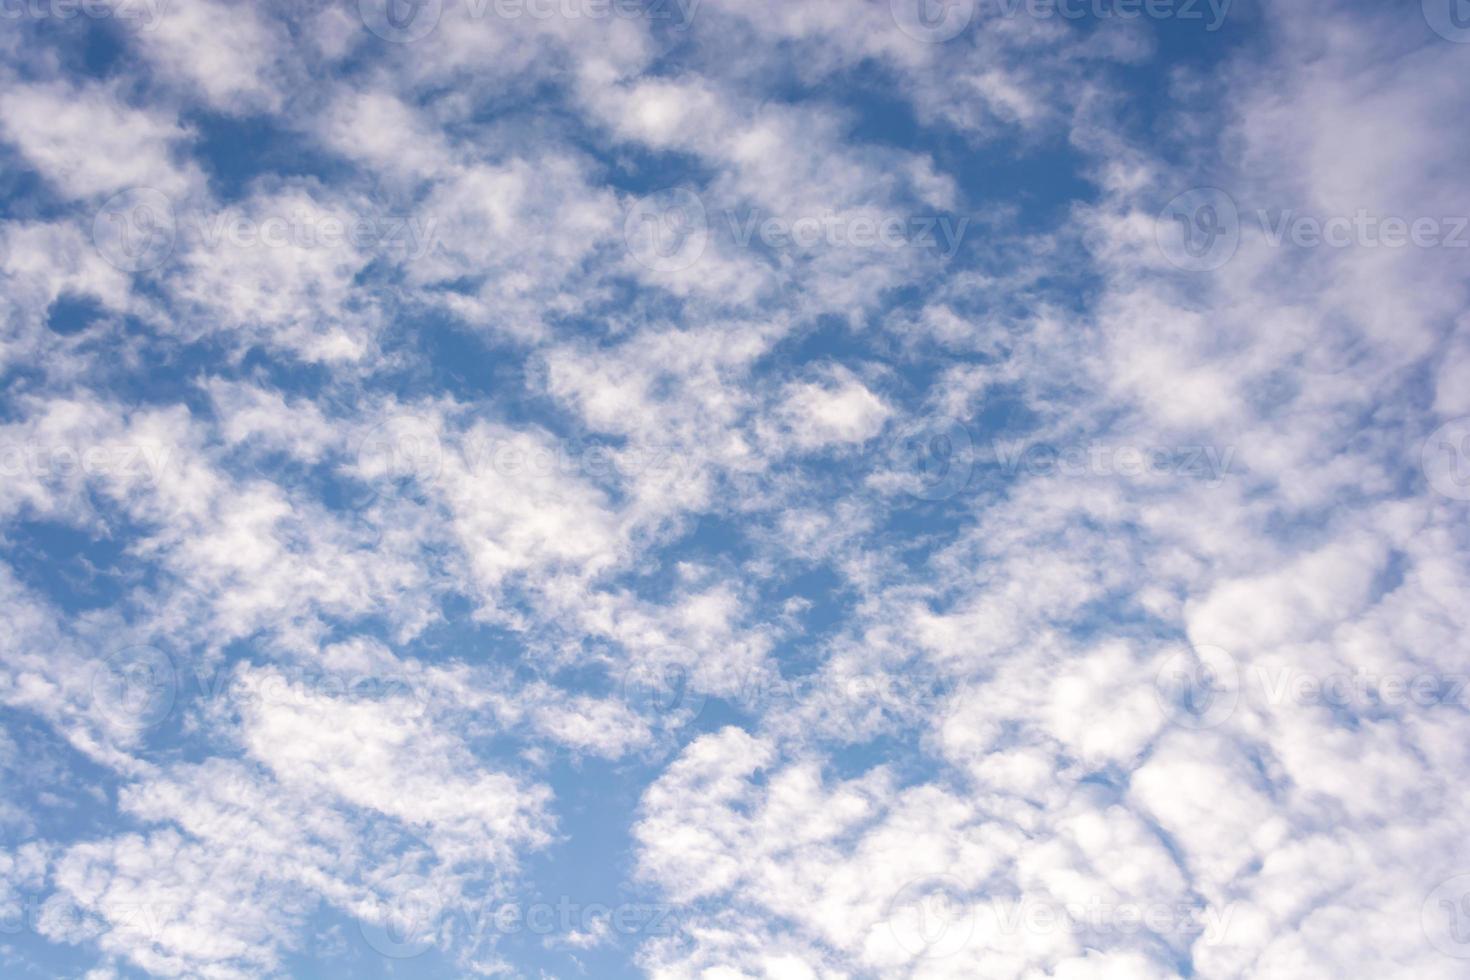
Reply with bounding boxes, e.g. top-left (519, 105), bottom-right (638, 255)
top-left (0, 0), bottom-right (1469, 977)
